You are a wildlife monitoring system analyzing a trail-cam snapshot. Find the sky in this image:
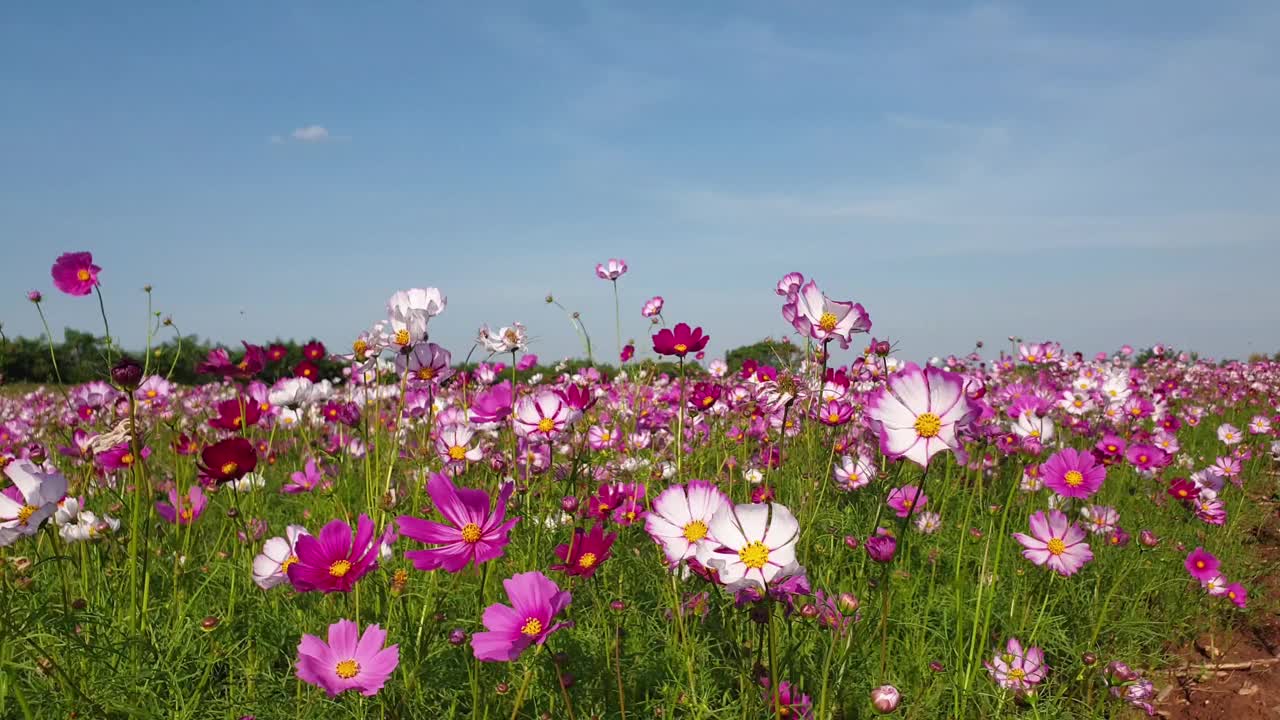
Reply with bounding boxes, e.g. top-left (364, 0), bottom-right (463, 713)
top-left (2, 1), bottom-right (1279, 366)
